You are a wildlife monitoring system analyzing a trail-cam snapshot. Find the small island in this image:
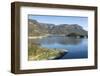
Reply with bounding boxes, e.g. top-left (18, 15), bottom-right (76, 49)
top-left (28, 19), bottom-right (88, 38)
top-left (28, 18), bottom-right (88, 60)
